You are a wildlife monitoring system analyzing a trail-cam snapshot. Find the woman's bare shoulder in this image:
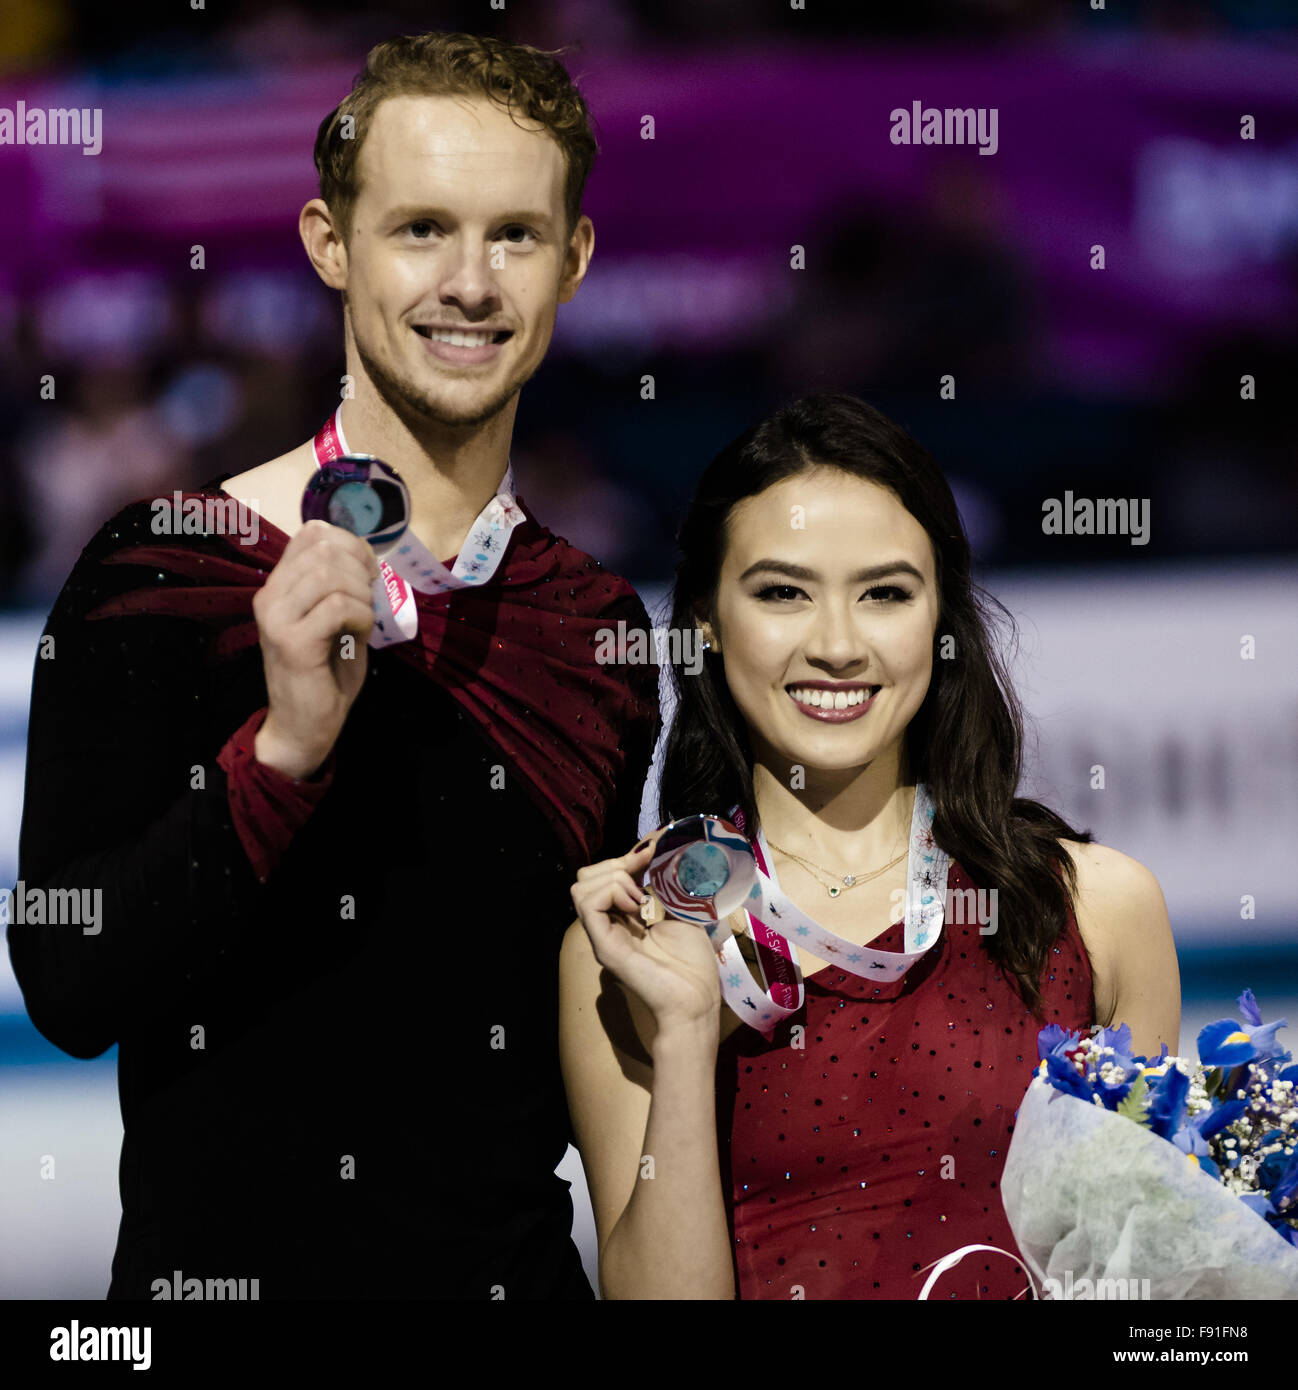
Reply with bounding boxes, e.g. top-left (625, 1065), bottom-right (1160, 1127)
top-left (1056, 838), bottom-right (1166, 905)
top-left (1055, 838), bottom-right (1176, 1036)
